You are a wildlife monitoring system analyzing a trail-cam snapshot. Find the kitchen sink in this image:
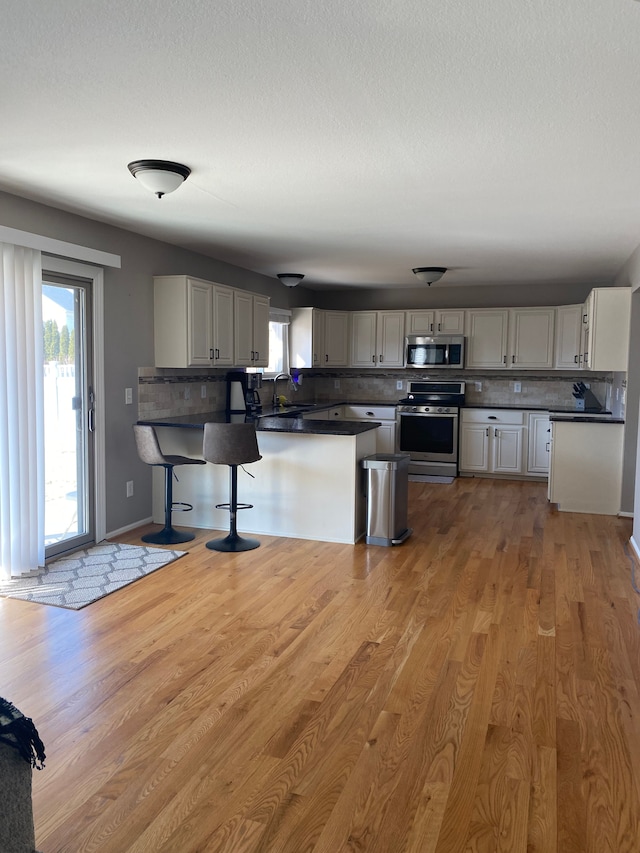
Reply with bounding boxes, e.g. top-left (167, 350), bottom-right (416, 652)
top-left (278, 403), bottom-right (316, 409)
